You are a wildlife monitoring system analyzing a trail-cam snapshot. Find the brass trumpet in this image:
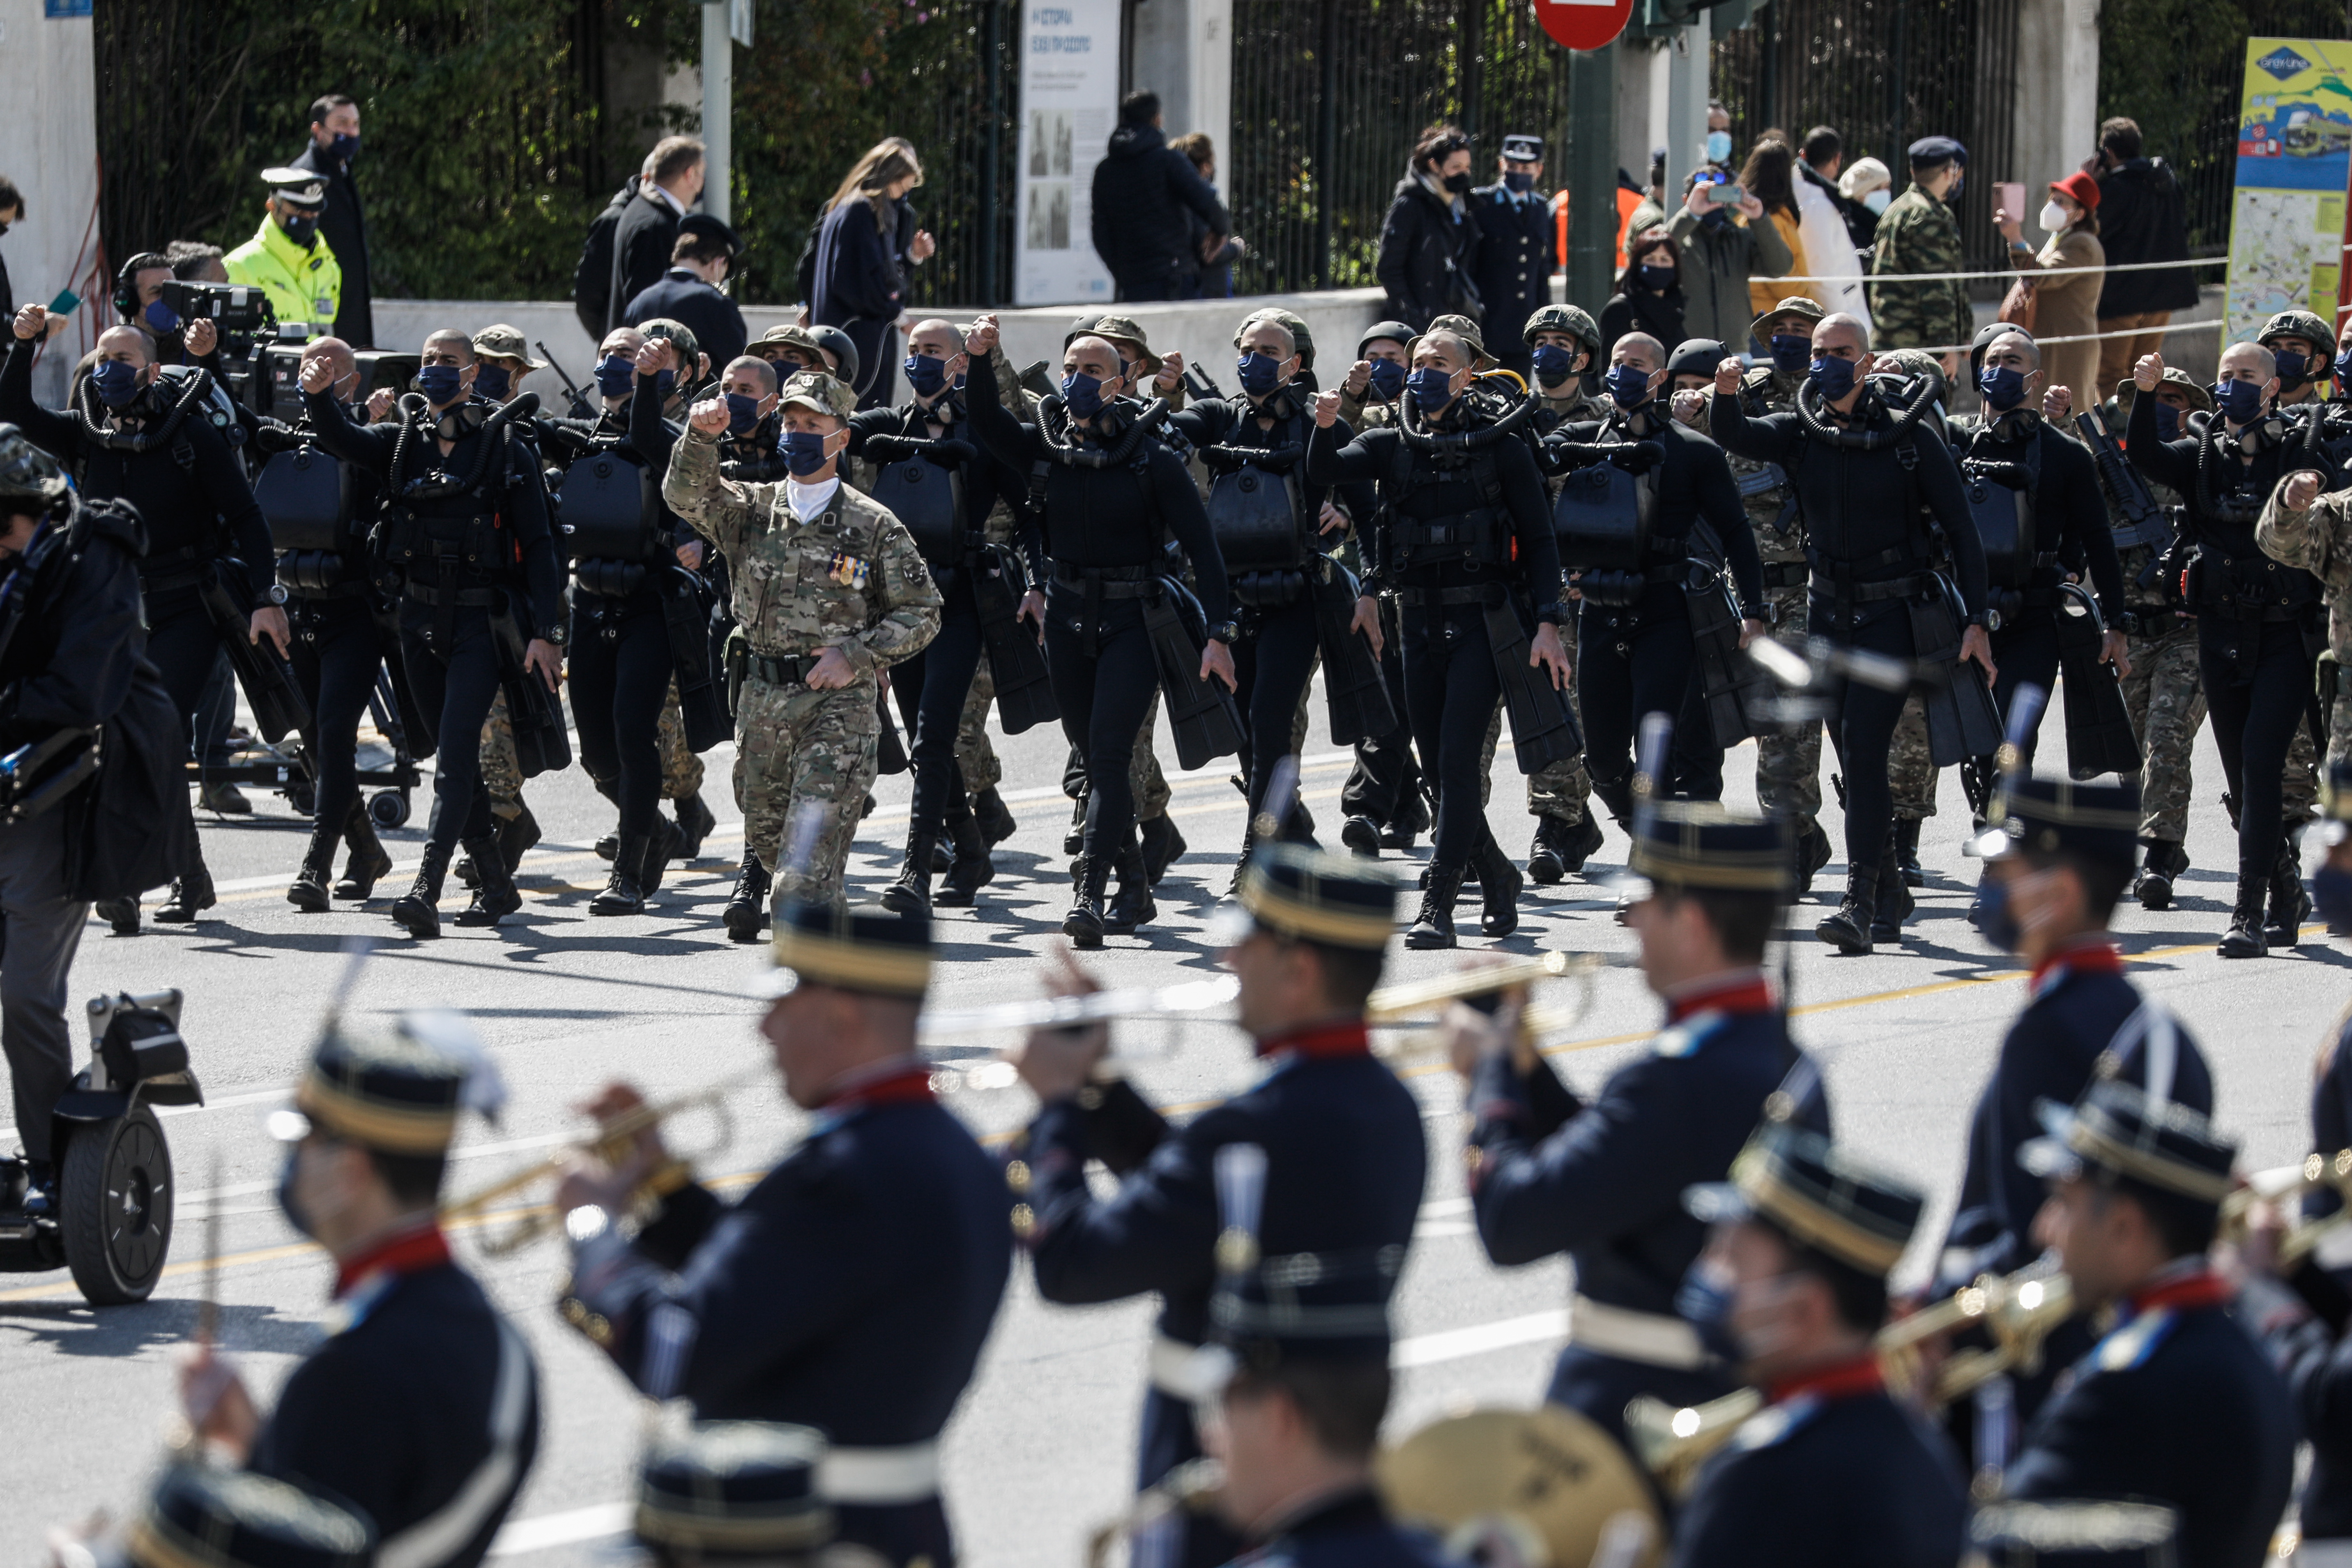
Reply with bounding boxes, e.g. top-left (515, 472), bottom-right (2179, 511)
top-left (438, 1063), bottom-right (772, 1254)
top-left (1365, 951), bottom-right (1624, 1067)
top-left (2219, 1149), bottom-right (2352, 1267)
